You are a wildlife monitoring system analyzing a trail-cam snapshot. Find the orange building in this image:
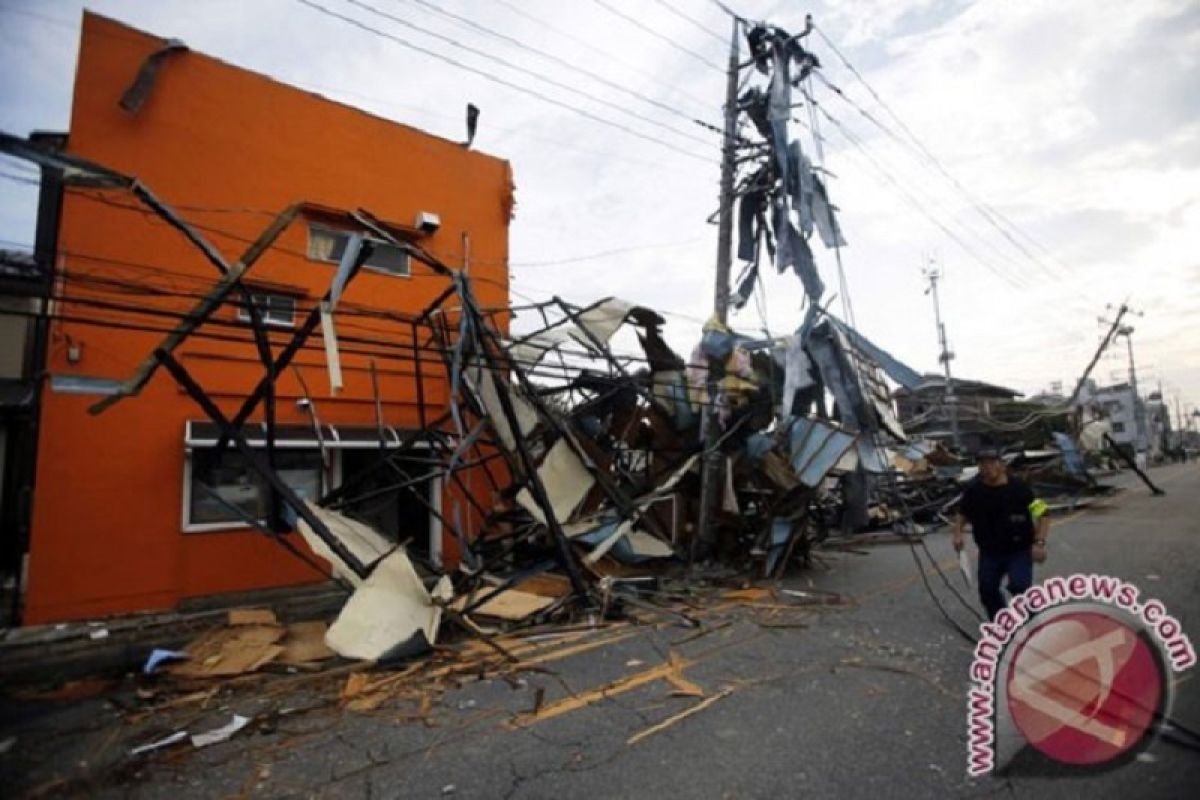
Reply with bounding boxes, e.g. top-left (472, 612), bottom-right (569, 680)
top-left (11, 13), bottom-right (513, 624)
